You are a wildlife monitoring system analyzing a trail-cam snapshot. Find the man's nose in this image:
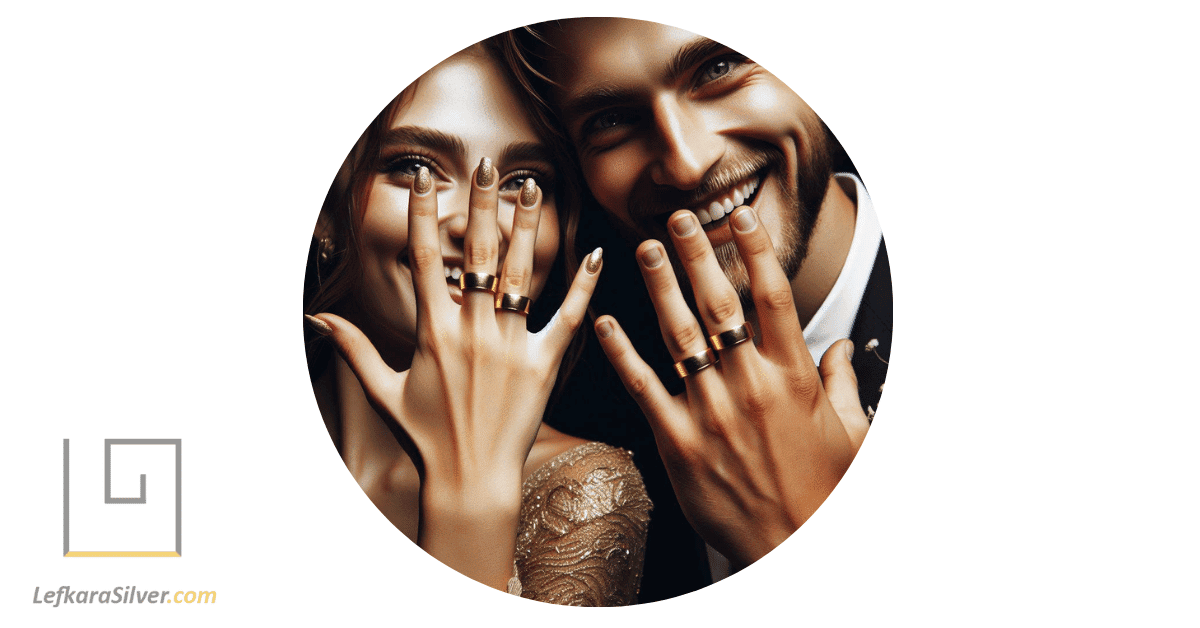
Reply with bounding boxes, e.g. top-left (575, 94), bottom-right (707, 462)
top-left (649, 96), bottom-right (723, 189)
